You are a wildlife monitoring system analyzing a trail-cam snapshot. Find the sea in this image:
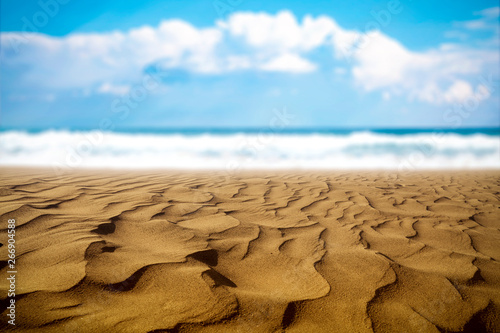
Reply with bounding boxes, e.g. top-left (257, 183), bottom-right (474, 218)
top-left (0, 128), bottom-right (499, 170)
